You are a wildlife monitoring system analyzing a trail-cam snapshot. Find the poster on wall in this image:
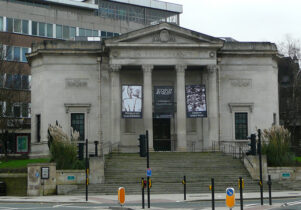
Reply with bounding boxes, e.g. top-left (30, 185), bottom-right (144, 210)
top-left (122, 85), bottom-right (143, 118)
top-left (185, 85), bottom-right (207, 118)
top-left (154, 86), bottom-right (174, 118)
top-left (16, 136), bottom-right (29, 153)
